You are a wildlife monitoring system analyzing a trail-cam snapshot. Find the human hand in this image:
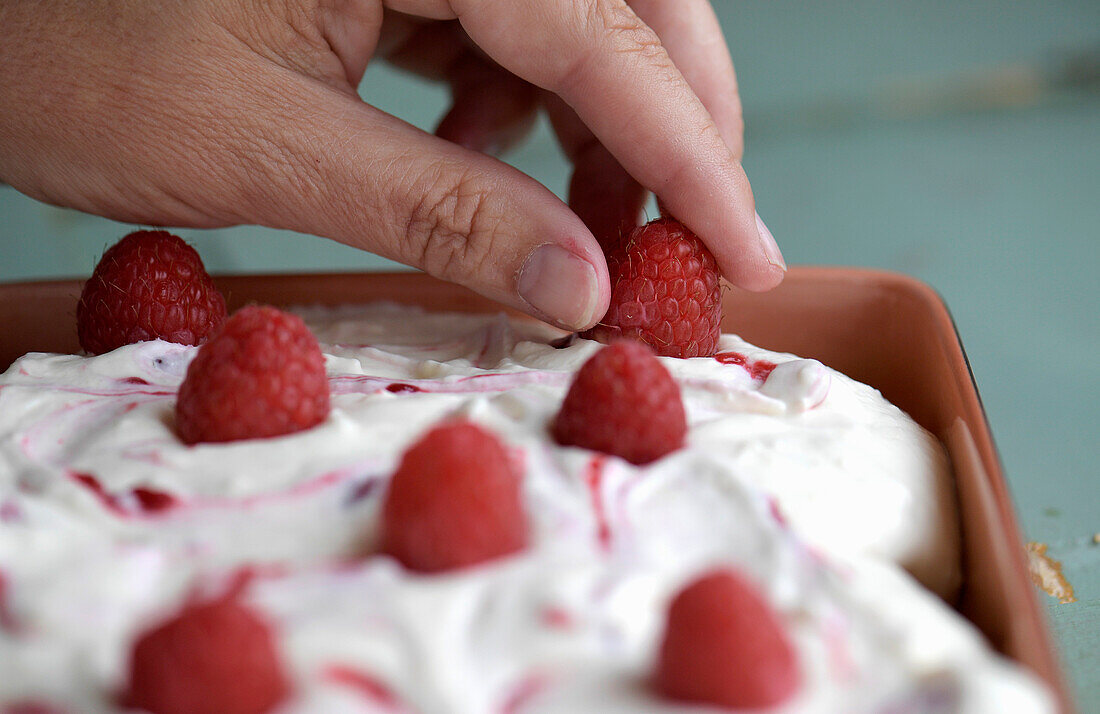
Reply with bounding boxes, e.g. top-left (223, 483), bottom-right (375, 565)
top-left (0, 0), bottom-right (784, 331)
